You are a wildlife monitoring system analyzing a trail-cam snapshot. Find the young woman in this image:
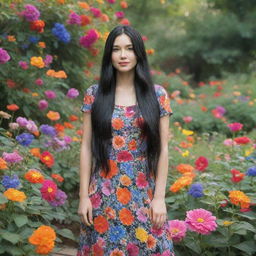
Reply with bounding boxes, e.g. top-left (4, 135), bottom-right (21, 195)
top-left (77, 25), bottom-right (175, 256)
